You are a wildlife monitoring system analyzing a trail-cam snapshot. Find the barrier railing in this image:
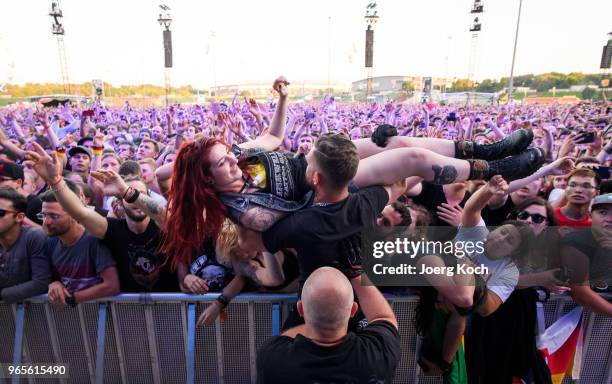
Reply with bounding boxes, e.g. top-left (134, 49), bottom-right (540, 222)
top-left (1, 293), bottom-right (611, 384)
